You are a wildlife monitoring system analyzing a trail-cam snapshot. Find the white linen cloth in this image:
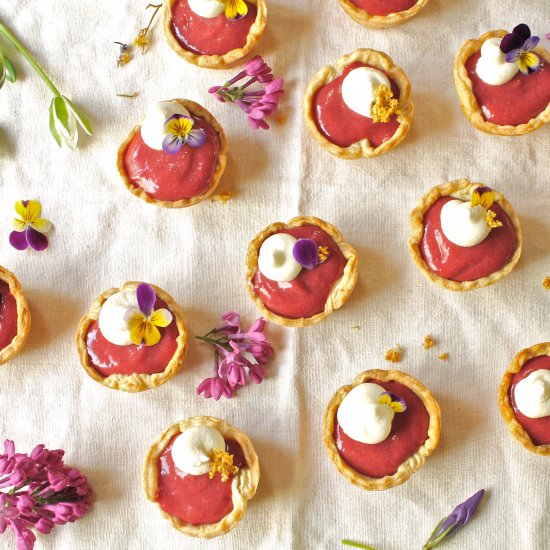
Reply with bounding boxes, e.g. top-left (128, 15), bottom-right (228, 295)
top-left (0, 0), bottom-right (549, 548)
